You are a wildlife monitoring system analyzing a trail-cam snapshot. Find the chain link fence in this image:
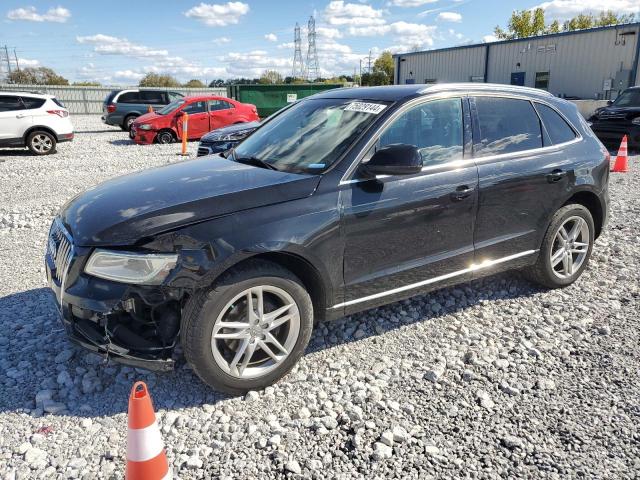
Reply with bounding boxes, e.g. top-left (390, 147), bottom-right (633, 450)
top-left (0, 84), bottom-right (228, 114)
